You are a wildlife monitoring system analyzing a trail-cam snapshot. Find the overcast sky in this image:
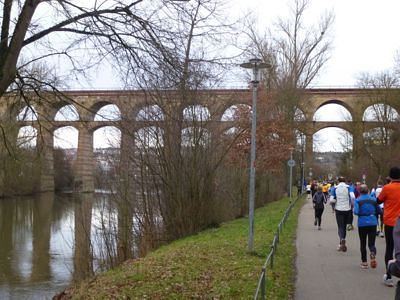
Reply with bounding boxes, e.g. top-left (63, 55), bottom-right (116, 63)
top-left (231, 0), bottom-right (400, 87)
top-left (229, 0), bottom-right (400, 152)
top-left (81, 0), bottom-right (400, 89)
top-left (69, 0), bottom-right (400, 152)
